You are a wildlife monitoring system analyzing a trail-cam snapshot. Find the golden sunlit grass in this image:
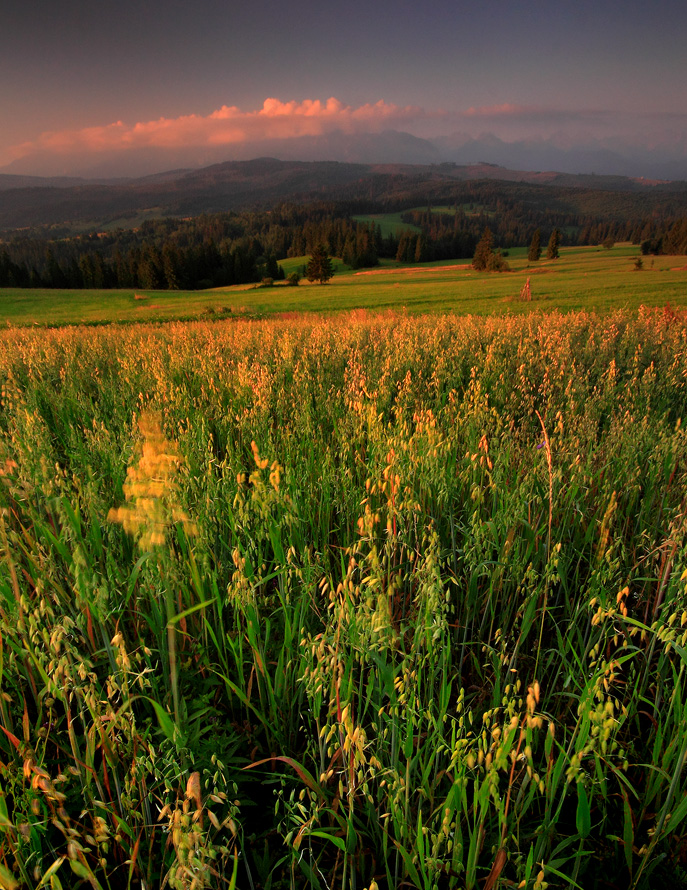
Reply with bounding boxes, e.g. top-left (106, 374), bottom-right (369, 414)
top-left (108, 410), bottom-right (196, 551)
top-left (0, 308), bottom-right (686, 888)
